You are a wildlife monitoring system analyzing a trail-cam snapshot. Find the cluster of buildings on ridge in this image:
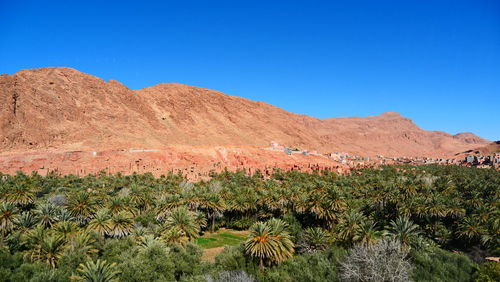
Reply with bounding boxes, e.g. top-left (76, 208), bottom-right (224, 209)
top-left (265, 142), bottom-right (500, 170)
top-left (371, 153), bottom-right (500, 169)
